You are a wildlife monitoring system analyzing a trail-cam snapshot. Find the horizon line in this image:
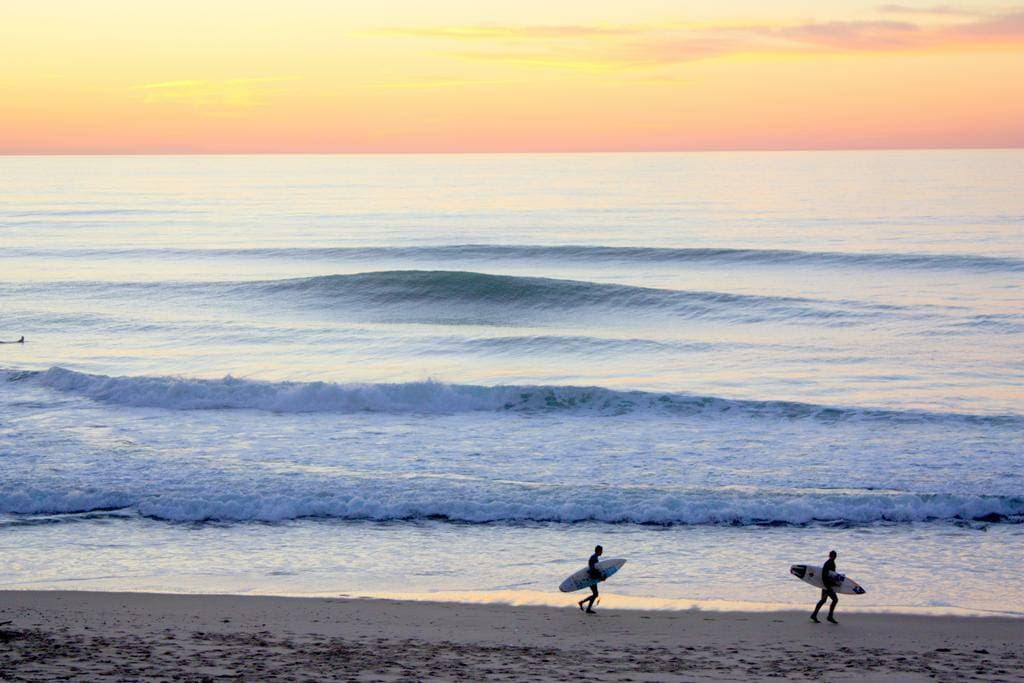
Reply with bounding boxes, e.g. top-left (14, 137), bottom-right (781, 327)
top-left (3, 144), bottom-right (1023, 157)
